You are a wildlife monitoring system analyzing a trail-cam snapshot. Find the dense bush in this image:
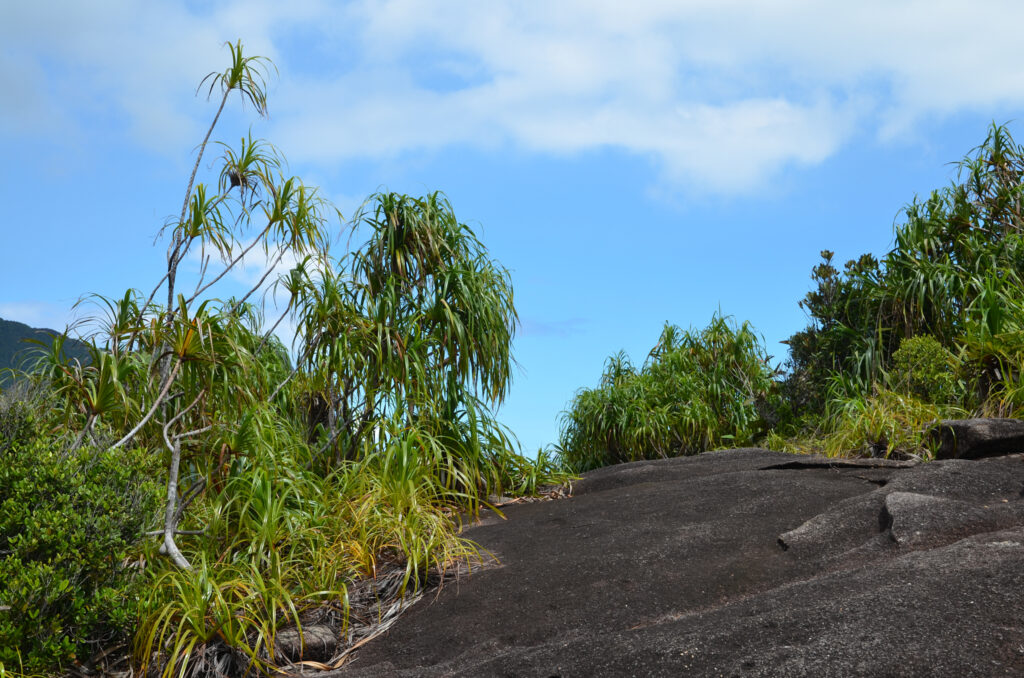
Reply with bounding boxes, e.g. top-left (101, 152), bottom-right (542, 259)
top-left (890, 335), bottom-right (961, 404)
top-left (0, 439), bottom-right (161, 674)
top-left (557, 315), bottom-right (777, 471)
top-left (0, 43), bottom-right (570, 678)
top-left (784, 124), bottom-right (1024, 418)
top-left (565, 126), bottom-right (1024, 463)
